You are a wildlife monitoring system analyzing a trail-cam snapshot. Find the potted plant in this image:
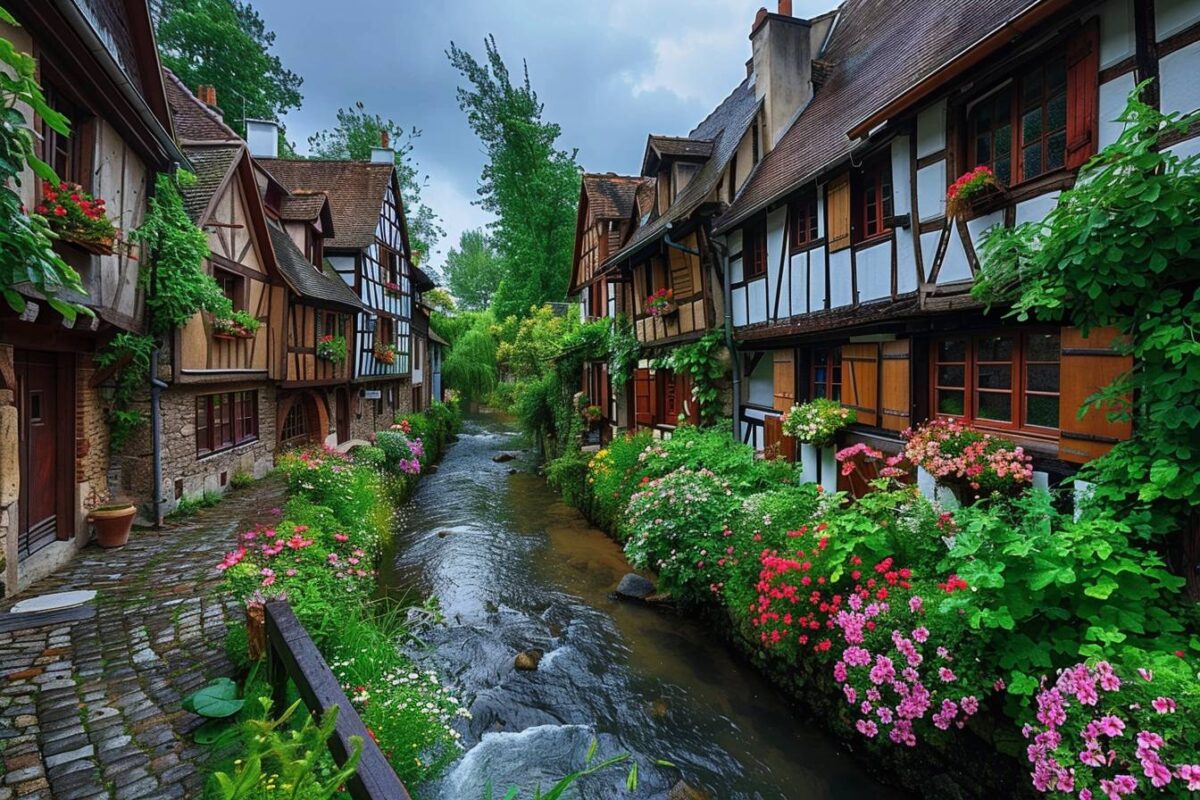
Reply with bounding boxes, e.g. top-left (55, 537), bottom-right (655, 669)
top-left (781, 398), bottom-right (856, 448)
top-left (316, 333), bottom-right (346, 362)
top-left (946, 166), bottom-right (1006, 217)
top-left (374, 342), bottom-right (397, 365)
top-left (37, 181), bottom-right (118, 255)
top-left (85, 489), bottom-right (136, 548)
top-left (212, 310), bottom-right (260, 339)
top-left (645, 287), bottom-right (676, 317)
top-left (581, 404), bottom-right (603, 426)
top-left (902, 417), bottom-right (1033, 504)
top-left (383, 280), bottom-right (403, 297)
